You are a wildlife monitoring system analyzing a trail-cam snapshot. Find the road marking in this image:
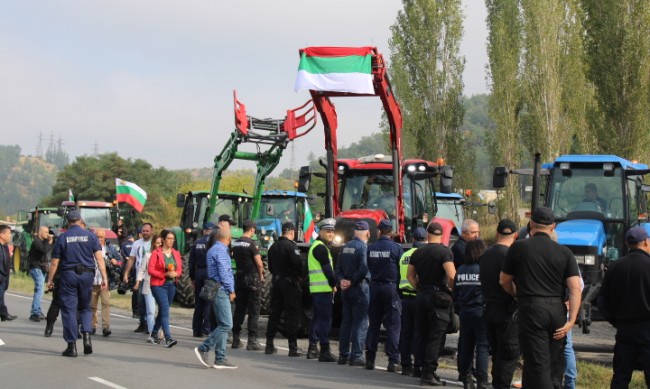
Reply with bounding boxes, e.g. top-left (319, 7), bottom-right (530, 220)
top-left (89, 377), bottom-right (128, 389)
top-left (0, 339), bottom-right (5, 346)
